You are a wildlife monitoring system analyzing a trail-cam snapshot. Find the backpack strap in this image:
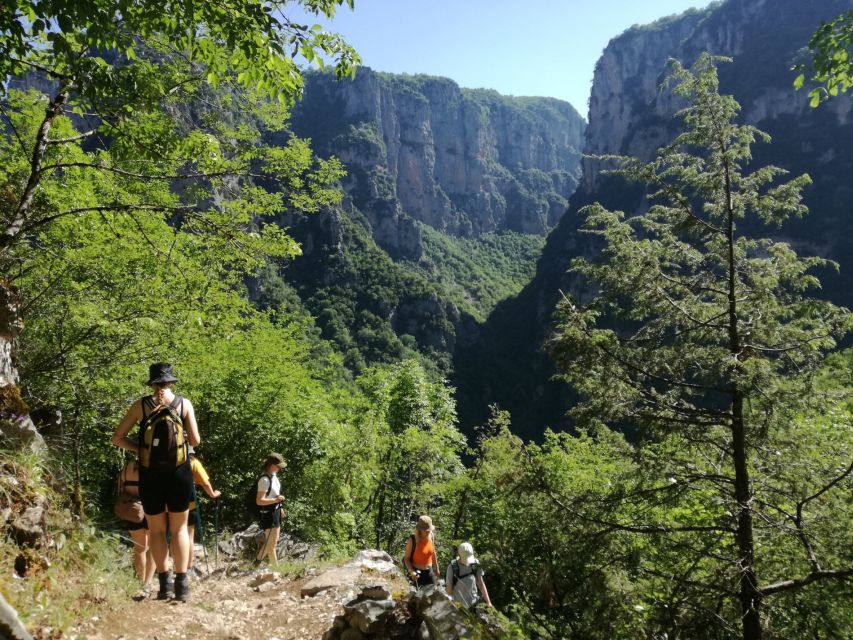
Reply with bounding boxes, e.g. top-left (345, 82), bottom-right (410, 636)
top-left (257, 473), bottom-right (273, 510)
top-left (451, 559), bottom-right (460, 586)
